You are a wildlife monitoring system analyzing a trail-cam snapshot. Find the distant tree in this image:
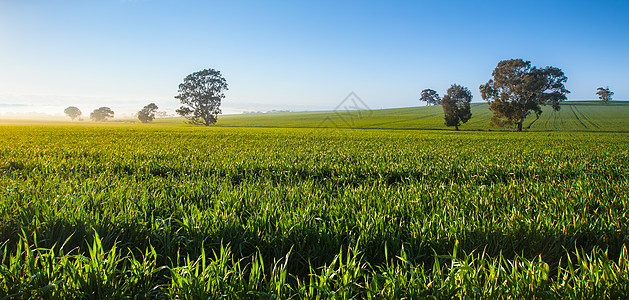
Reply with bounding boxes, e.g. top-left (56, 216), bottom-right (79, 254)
top-left (596, 87), bottom-right (613, 104)
top-left (441, 84), bottom-right (472, 131)
top-left (480, 59), bottom-right (569, 132)
top-left (175, 68), bottom-right (228, 126)
top-left (64, 106), bottom-right (82, 120)
top-left (138, 103), bottom-right (159, 123)
top-left (90, 107), bottom-right (114, 122)
top-left (420, 89), bottom-right (441, 106)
